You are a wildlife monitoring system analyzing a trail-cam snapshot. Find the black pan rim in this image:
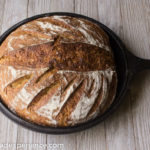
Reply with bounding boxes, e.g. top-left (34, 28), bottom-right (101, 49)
top-left (0, 12), bottom-right (130, 134)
